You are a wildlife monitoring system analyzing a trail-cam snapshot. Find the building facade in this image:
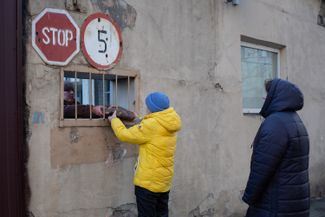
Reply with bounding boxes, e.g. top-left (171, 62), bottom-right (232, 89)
top-left (21, 0), bottom-right (325, 216)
